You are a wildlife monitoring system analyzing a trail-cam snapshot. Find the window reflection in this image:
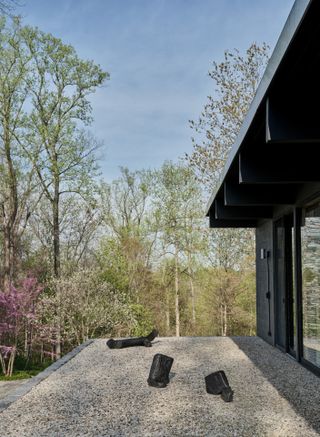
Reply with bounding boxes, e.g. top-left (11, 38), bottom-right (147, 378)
top-left (290, 227), bottom-right (296, 354)
top-left (301, 204), bottom-right (320, 367)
